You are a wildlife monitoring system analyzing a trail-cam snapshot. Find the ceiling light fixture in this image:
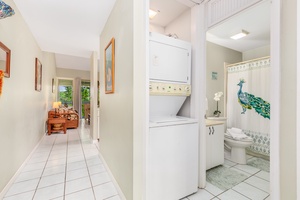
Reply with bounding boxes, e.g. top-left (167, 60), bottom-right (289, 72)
top-left (230, 30), bottom-right (249, 40)
top-left (149, 9), bottom-right (159, 19)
